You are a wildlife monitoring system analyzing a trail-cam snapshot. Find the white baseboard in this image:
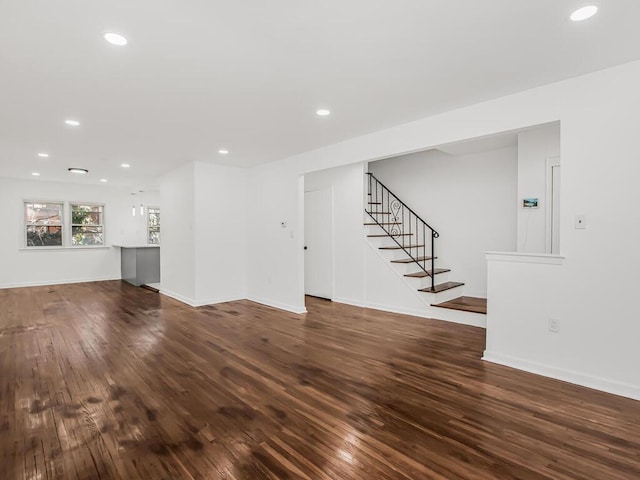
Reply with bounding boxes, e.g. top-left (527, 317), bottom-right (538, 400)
top-left (483, 351), bottom-right (640, 402)
top-left (0, 276), bottom-right (121, 290)
top-left (159, 289), bottom-right (199, 306)
top-left (333, 296), bottom-right (365, 307)
top-left (157, 289), bottom-right (308, 314)
top-left (160, 289), bottom-right (245, 308)
top-left (247, 296), bottom-right (307, 315)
